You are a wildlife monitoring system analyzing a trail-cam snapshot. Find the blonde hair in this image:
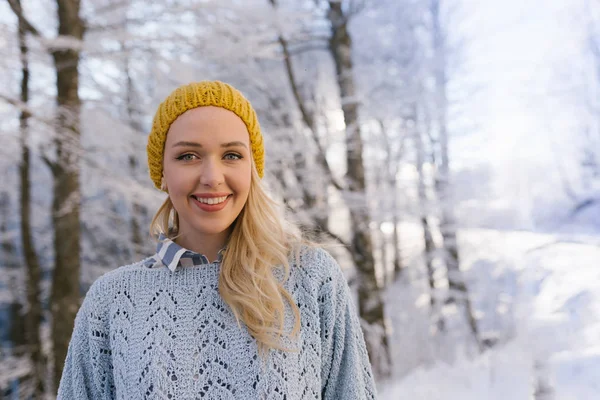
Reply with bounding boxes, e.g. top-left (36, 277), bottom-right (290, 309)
top-left (150, 164), bottom-right (306, 354)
